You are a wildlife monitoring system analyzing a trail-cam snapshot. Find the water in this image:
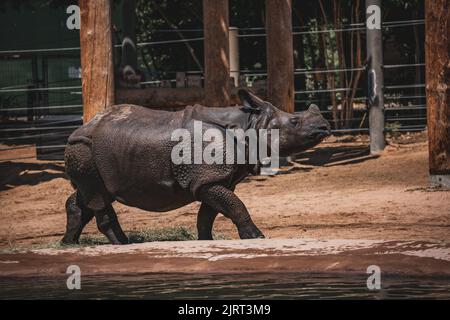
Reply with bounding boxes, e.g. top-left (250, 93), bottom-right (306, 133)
top-left (1, 273), bottom-right (449, 300)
